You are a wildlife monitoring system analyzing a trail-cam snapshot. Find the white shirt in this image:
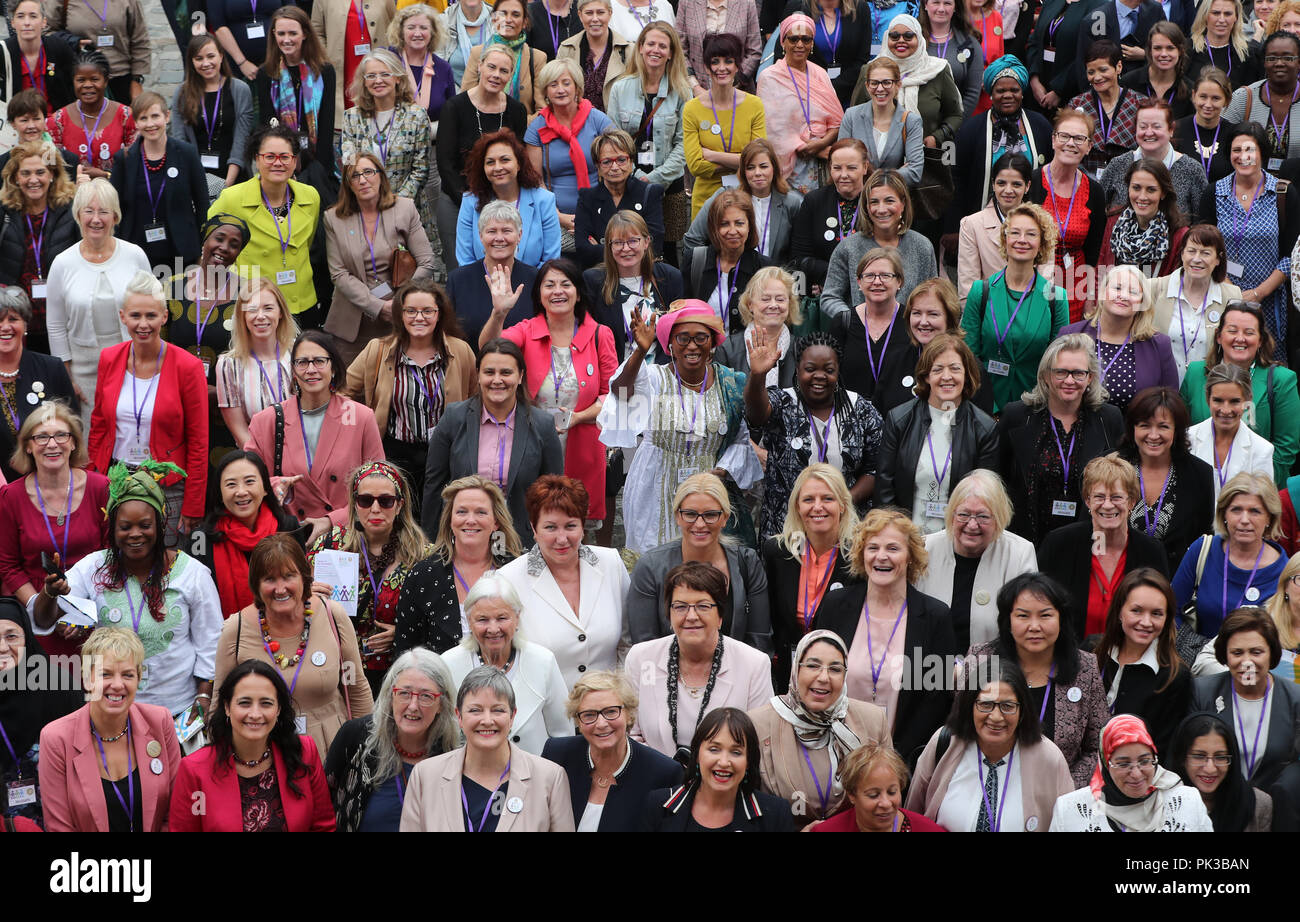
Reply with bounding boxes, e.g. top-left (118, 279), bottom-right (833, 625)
top-left (113, 370), bottom-right (159, 463)
top-left (937, 744), bottom-right (1025, 832)
top-left (1104, 639), bottom-right (1162, 709)
top-left (1187, 419), bottom-right (1275, 500)
top-left (578, 801), bottom-right (605, 832)
top-left (1234, 685), bottom-right (1274, 780)
top-left (1163, 272), bottom-right (1227, 382)
top-left (751, 195), bottom-right (773, 256)
top-left (912, 403), bottom-right (955, 535)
